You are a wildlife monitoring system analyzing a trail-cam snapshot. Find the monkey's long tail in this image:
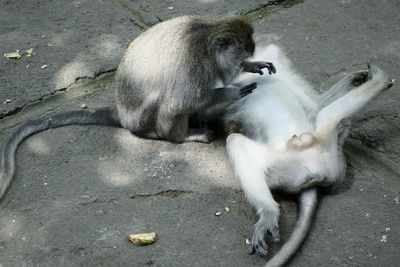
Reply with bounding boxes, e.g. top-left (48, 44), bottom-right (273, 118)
top-left (0, 107), bottom-right (120, 200)
top-left (265, 188), bottom-right (318, 267)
